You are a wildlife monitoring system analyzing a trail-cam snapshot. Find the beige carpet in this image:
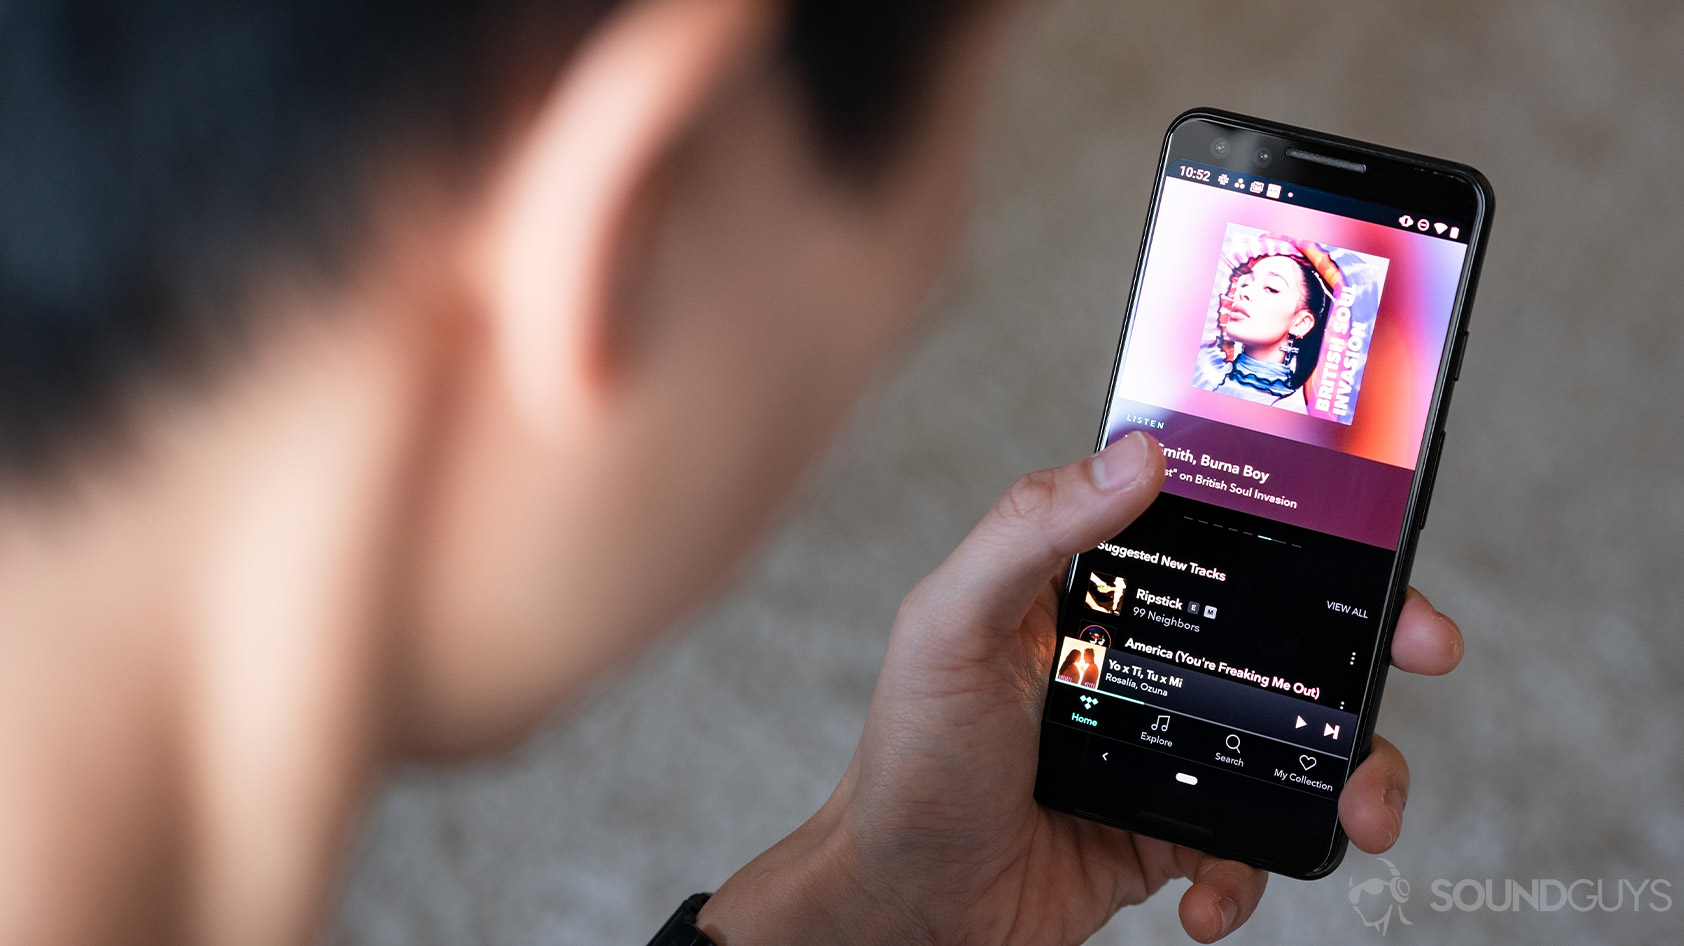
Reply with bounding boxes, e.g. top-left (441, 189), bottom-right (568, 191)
top-left (333, 2), bottom-right (1684, 943)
